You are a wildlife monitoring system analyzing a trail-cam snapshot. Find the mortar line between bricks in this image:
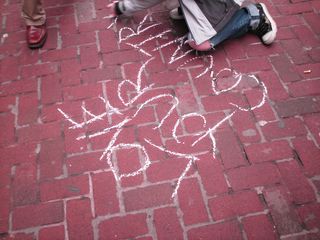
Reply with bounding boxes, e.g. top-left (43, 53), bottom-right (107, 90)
top-left (237, 209), bottom-right (270, 221)
top-left (280, 228), bottom-right (320, 239)
top-left (63, 199), bottom-right (70, 240)
top-left (9, 222), bottom-right (65, 236)
top-left (173, 193), bottom-right (188, 240)
top-left (186, 68), bottom-right (206, 114)
top-left (237, 216), bottom-right (249, 240)
top-left (307, 178), bottom-right (320, 203)
top-left (301, 118), bottom-right (320, 148)
top-left (146, 208), bottom-right (158, 240)
top-left (194, 172), bottom-right (214, 222)
top-left (88, 173), bottom-right (96, 218)
top-left (120, 171), bottom-right (199, 193)
top-left (92, 203), bottom-right (175, 222)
